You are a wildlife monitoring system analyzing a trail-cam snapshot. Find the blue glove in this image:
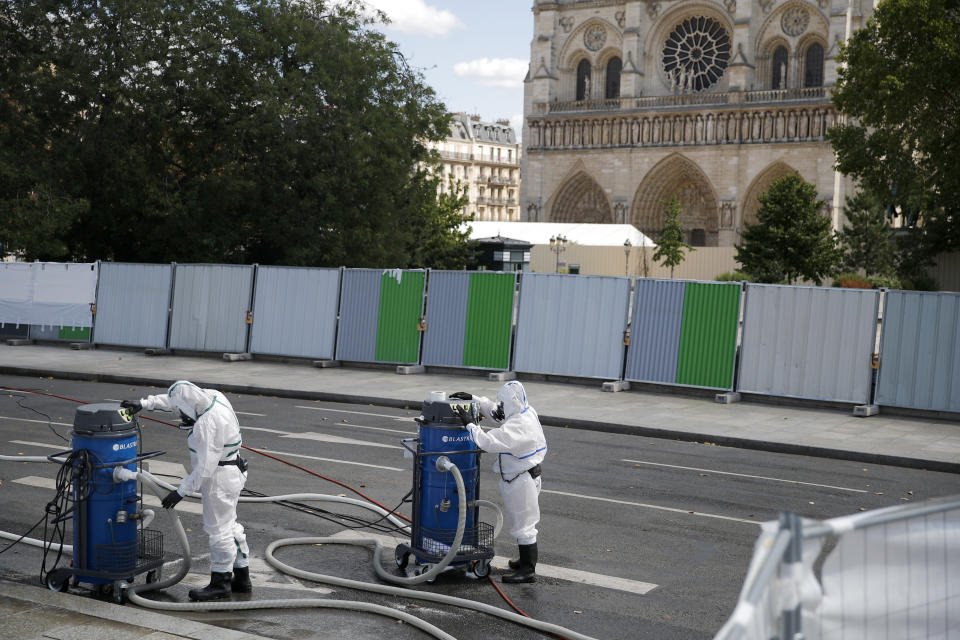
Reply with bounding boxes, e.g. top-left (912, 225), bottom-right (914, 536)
top-left (161, 489), bottom-right (183, 509)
